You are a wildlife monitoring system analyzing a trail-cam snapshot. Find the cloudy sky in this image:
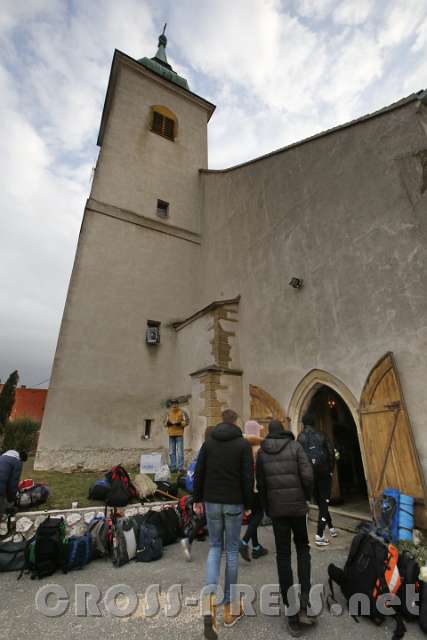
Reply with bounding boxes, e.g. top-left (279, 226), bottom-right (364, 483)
top-left (0, 0), bottom-right (426, 387)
